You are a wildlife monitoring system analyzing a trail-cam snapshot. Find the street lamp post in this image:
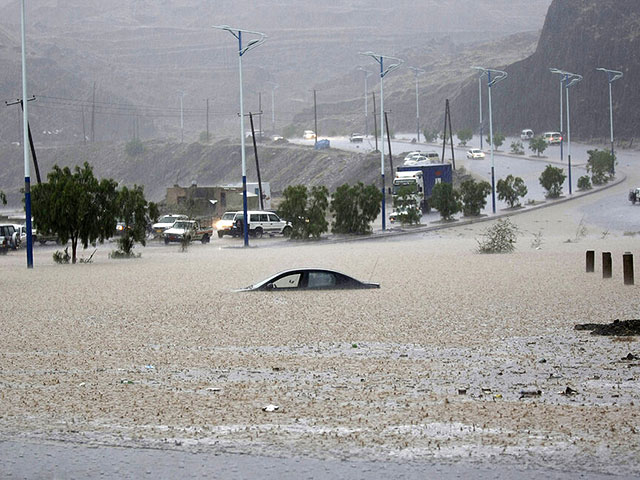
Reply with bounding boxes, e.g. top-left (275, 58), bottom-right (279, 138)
top-left (178, 90), bottom-right (186, 143)
top-left (472, 67), bottom-right (507, 214)
top-left (20, 0), bottom-right (33, 268)
top-left (270, 83), bottom-right (278, 134)
top-left (360, 52), bottom-right (404, 231)
top-left (408, 67), bottom-right (425, 143)
top-left (596, 67), bottom-right (623, 174)
top-left (213, 25), bottom-right (266, 247)
top-left (357, 67), bottom-right (372, 137)
top-left (477, 72), bottom-right (484, 150)
top-left (549, 68), bottom-right (565, 162)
